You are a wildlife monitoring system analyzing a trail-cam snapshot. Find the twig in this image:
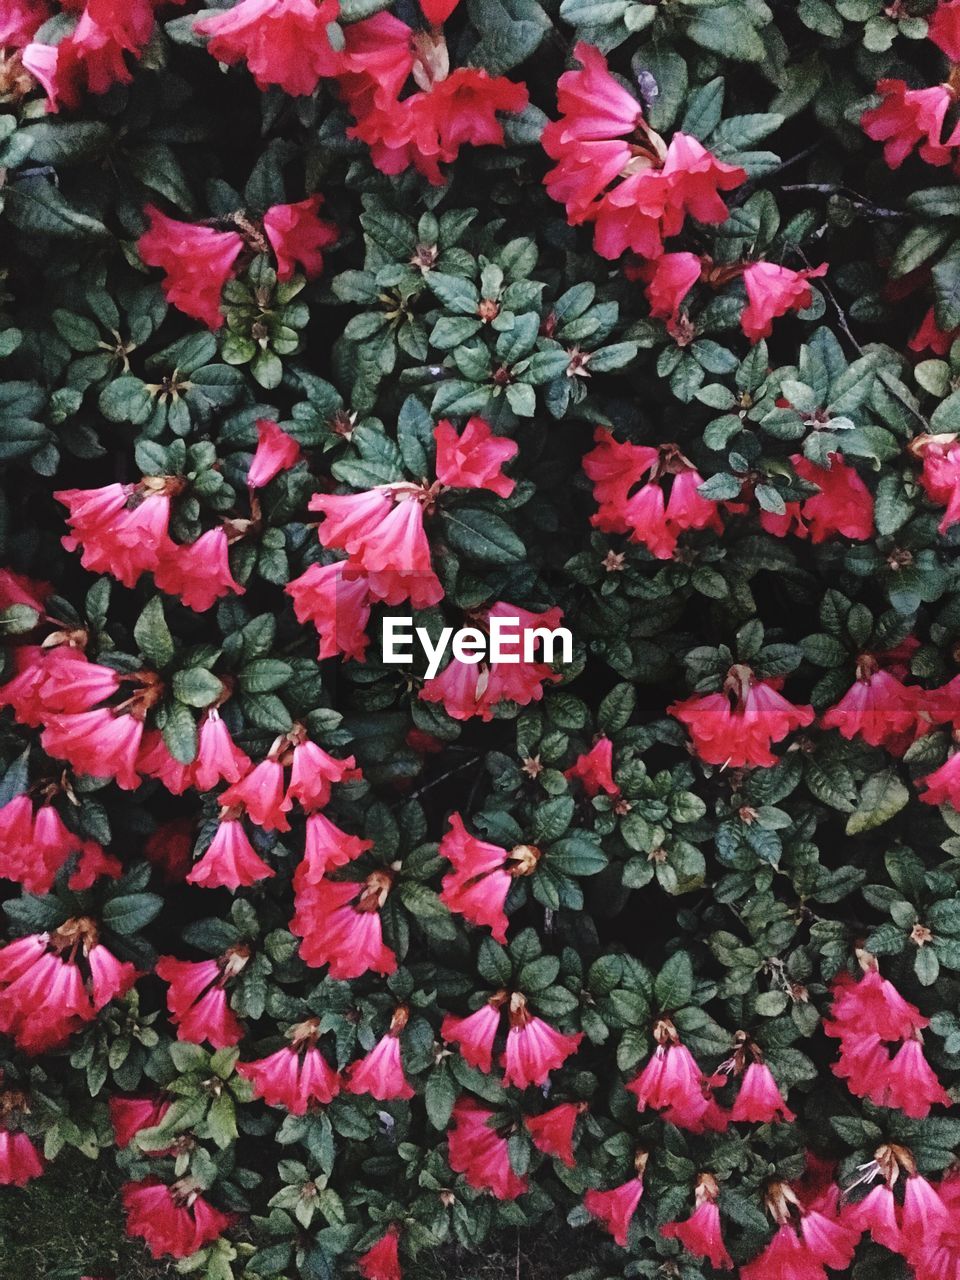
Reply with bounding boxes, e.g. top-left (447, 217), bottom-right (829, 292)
top-left (781, 183), bottom-right (908, 220)
top-left (406, 754), bottom-right (482, 801)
